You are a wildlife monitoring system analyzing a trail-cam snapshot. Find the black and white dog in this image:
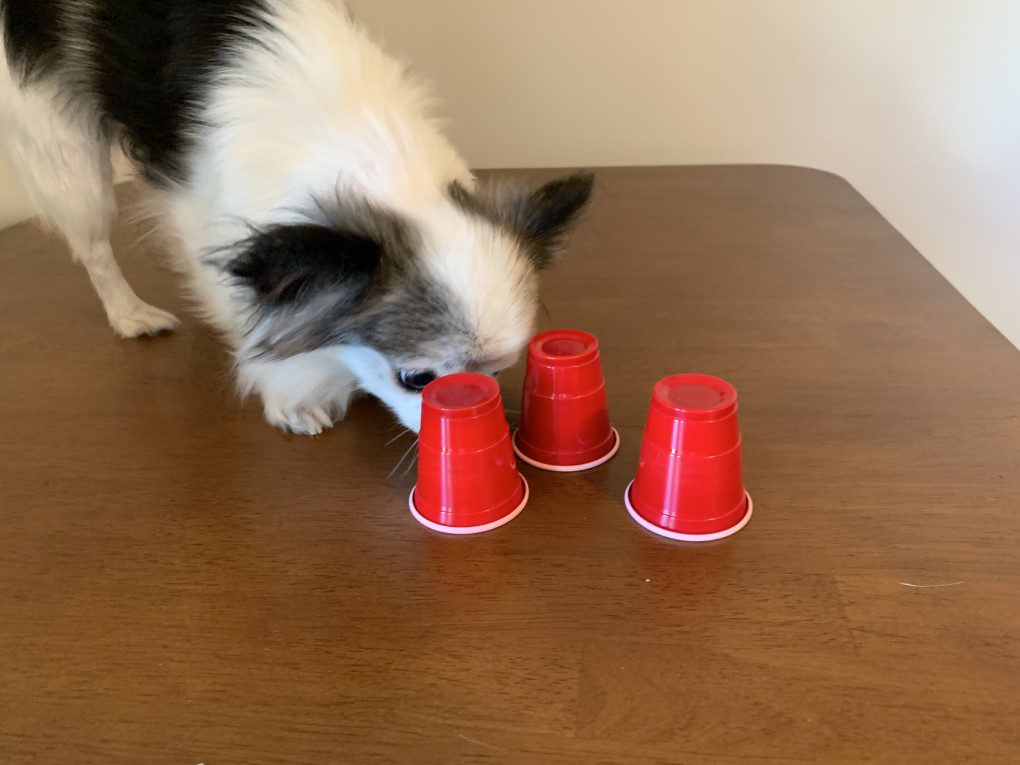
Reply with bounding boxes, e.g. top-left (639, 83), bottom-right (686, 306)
top-left (0, 0), bottom-right (593, 433)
